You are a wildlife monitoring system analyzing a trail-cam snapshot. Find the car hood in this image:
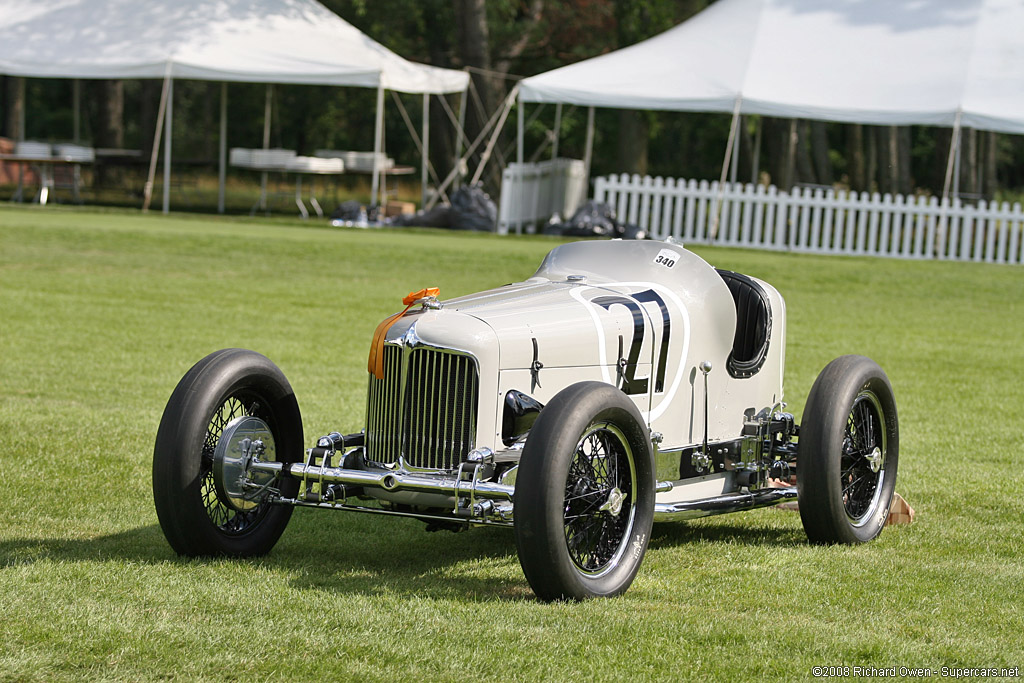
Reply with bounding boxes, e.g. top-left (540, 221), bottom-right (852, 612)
top-left (383, 239), bottom-right (735, 374)
top-left (444, 280), bottom-right (627, 369)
